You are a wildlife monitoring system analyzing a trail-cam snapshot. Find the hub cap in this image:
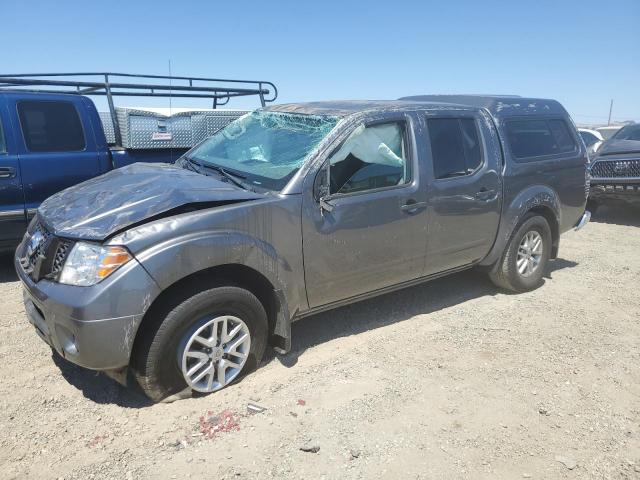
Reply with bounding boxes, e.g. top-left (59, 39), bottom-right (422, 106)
top-left (517, 230), bottom-right (543, 277)
top-left (179, 315), bottom-right (251, 393)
